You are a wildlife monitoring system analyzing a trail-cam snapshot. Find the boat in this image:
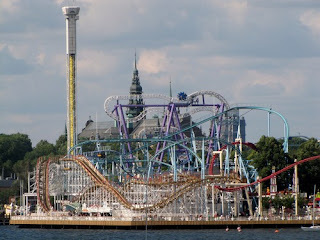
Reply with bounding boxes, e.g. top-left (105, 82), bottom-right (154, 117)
top-left (301, 225), bottom-right (320, 231)
top-left (301, 185), bottom-right (320, 232)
